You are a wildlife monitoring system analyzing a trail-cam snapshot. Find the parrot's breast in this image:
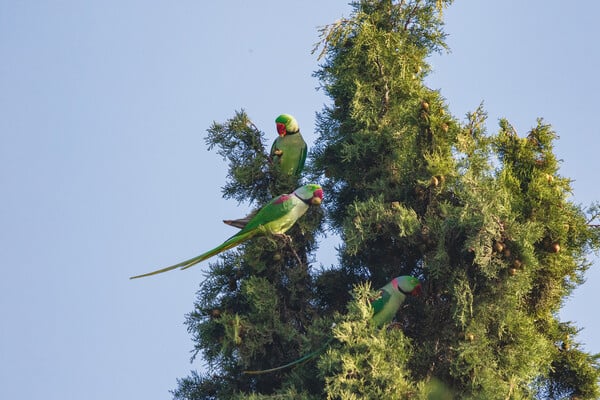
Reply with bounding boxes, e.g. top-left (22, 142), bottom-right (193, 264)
top-left (371, 289), bottom-right (405, 327)
top-left (273, 133), bottom-right (307, 176)
top-left (264, 199), bottom-right (309, 235)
